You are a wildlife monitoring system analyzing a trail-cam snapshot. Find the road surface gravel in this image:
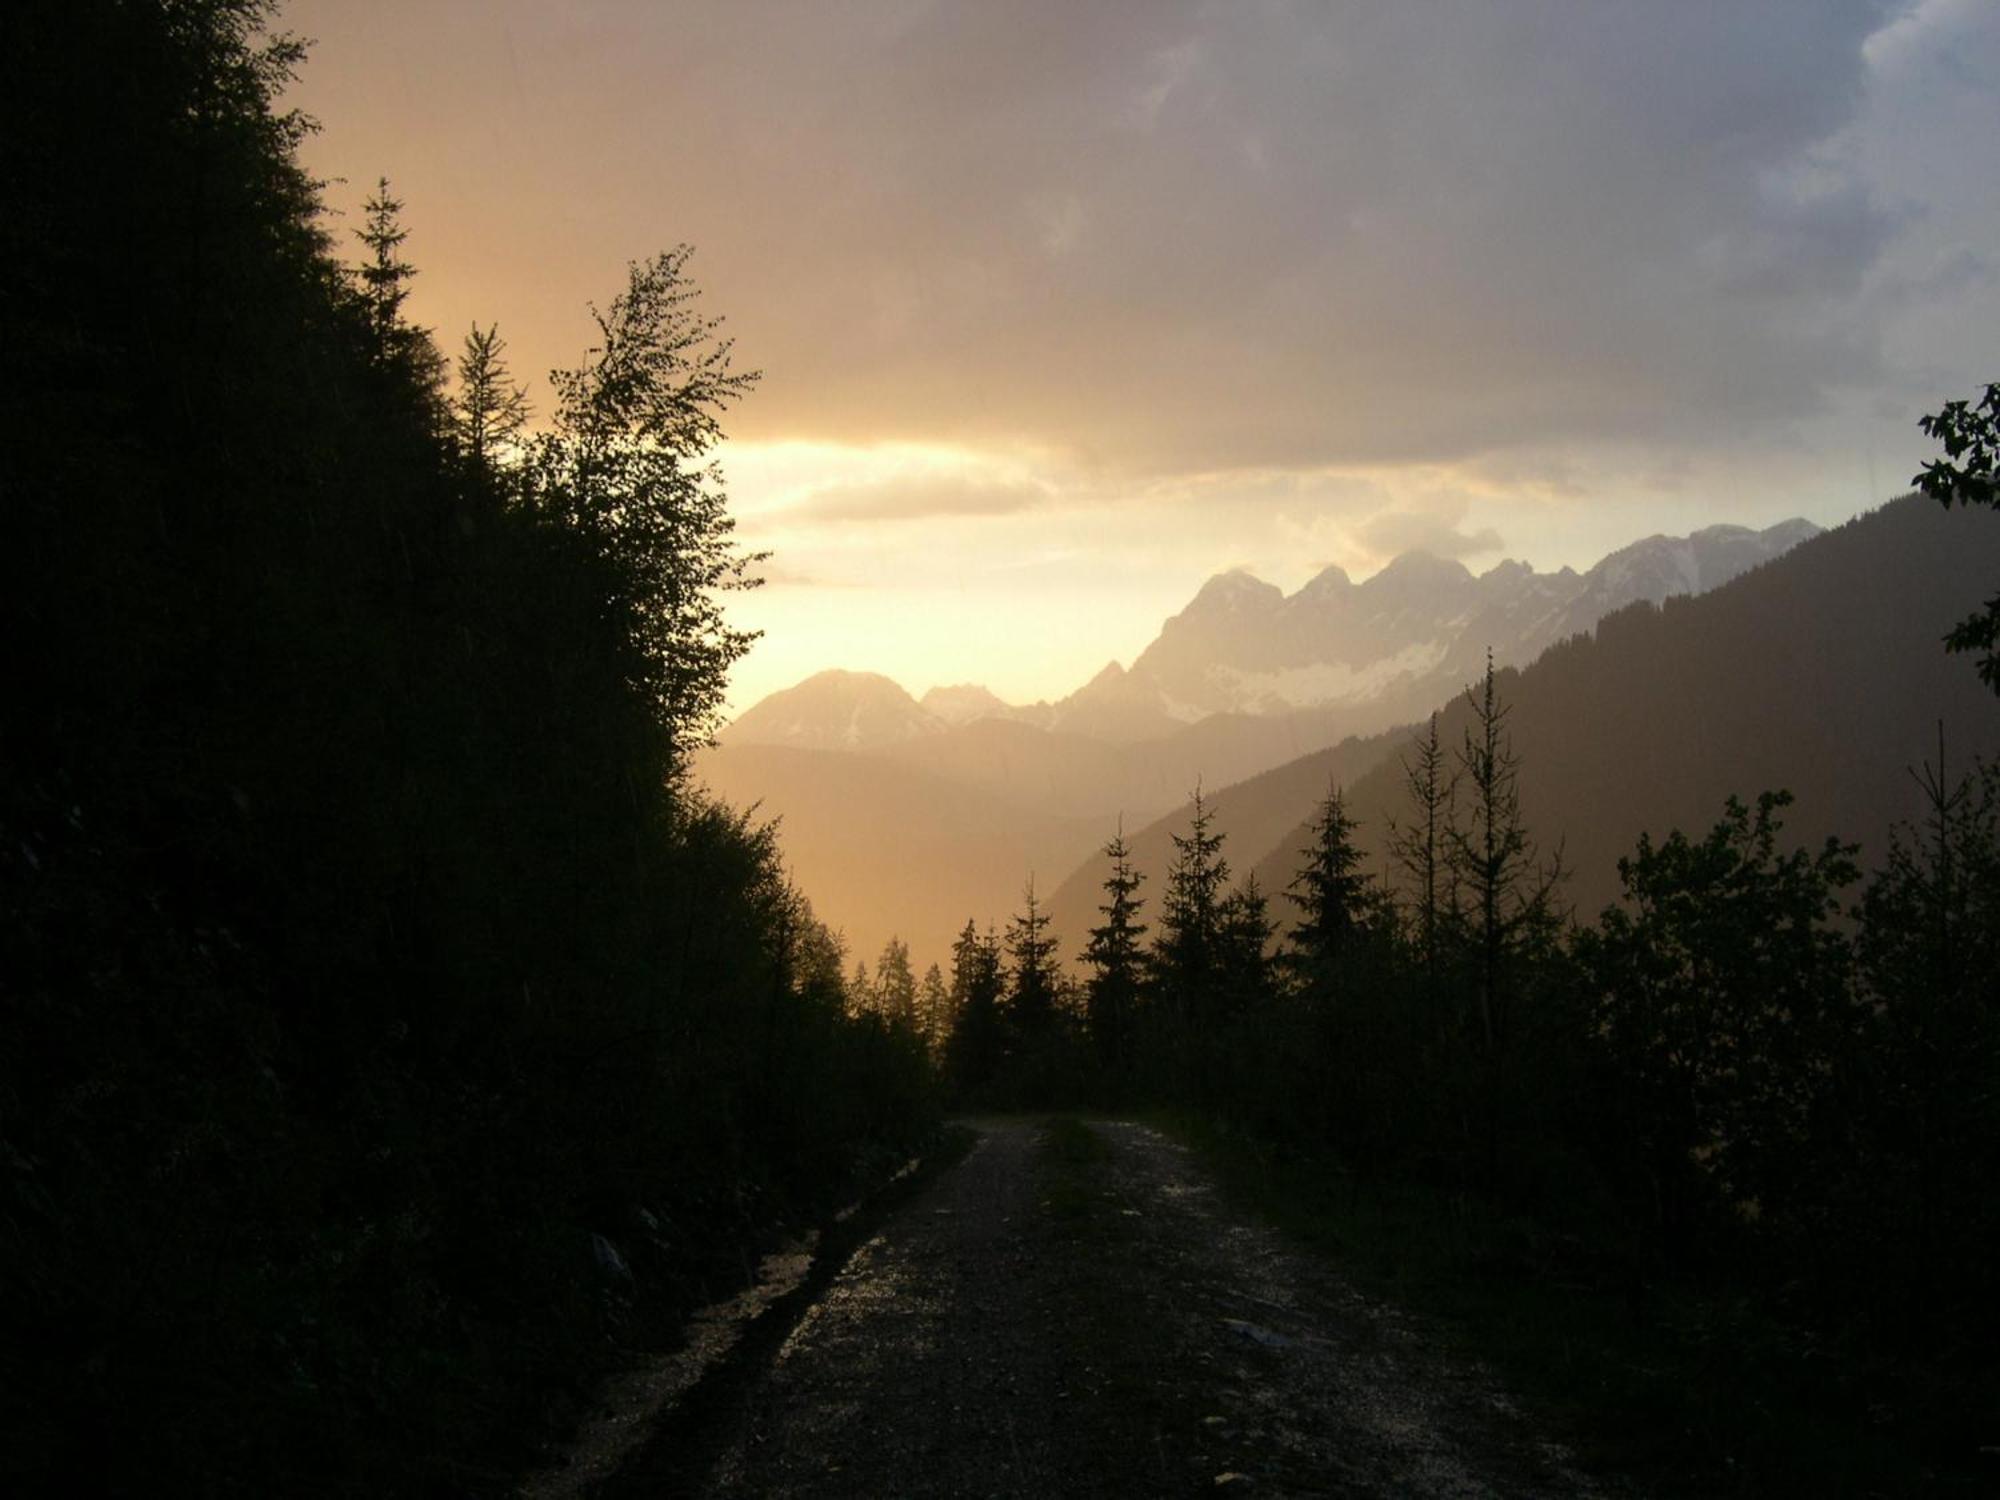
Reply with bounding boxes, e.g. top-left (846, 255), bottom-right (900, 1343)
top-left (604, 1117), bottom-right (1618, 1497)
